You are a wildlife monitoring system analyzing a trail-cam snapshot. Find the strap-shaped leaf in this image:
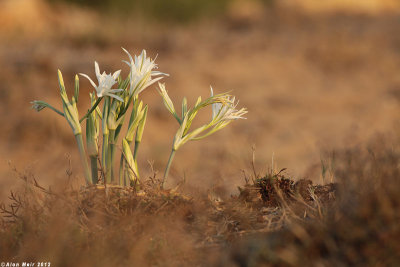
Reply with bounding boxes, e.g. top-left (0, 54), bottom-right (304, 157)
top-left (122, 138), bottom-right (140, 182)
